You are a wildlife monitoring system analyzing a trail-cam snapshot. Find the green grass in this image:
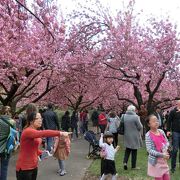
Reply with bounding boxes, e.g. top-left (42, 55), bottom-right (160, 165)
top-left (88, 146), bottom-right (180, 180)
